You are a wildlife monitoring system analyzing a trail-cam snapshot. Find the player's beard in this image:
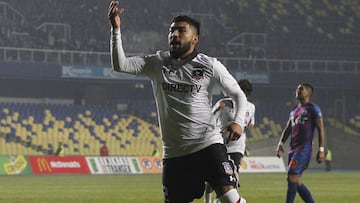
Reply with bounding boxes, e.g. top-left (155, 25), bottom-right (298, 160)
top-left (170, 41), bottom-right (191, 59)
